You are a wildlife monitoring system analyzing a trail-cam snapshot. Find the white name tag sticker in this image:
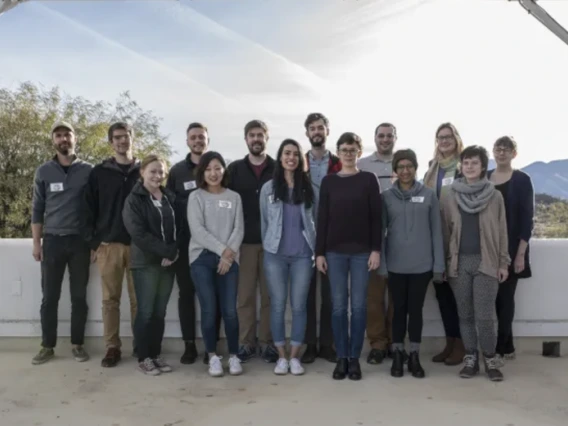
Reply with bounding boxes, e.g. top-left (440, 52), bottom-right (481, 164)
top-left (183, 181), bottom-right (197, 190)
top-left (219, 200), bottom-right (232, 209)
top-left (411, 196), bottom-right (425, 203)
top-left (152, 199), bottom-right (162, 207)
top-left (442, 177), bottom-right (454, 186)
top-left (50, 182), bottom-right (64, 192)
